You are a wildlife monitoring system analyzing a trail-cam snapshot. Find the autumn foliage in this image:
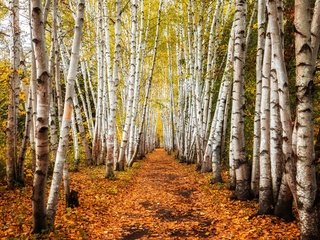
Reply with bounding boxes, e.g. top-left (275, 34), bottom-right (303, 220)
top-left (0, 149), bottom-right (299, 239)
